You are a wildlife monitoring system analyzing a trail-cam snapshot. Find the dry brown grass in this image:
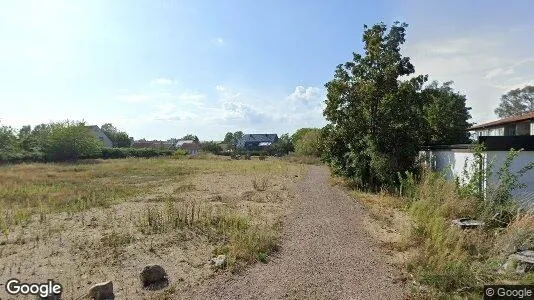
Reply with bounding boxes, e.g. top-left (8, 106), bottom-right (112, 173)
top-left (0, 157), bottom-right (305, 299)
